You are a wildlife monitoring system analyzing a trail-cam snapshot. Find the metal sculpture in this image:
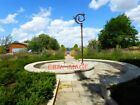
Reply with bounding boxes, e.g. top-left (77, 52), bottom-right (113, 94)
top-left (74, 13), bottom-right (85, 64)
